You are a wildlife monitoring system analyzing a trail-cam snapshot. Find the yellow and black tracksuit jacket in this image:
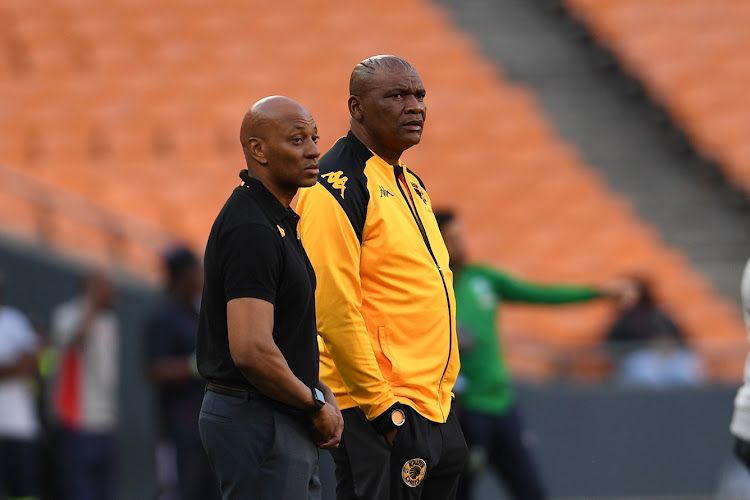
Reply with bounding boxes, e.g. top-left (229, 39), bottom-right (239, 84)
top-left (297, 131), bottom-right (459, 423)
